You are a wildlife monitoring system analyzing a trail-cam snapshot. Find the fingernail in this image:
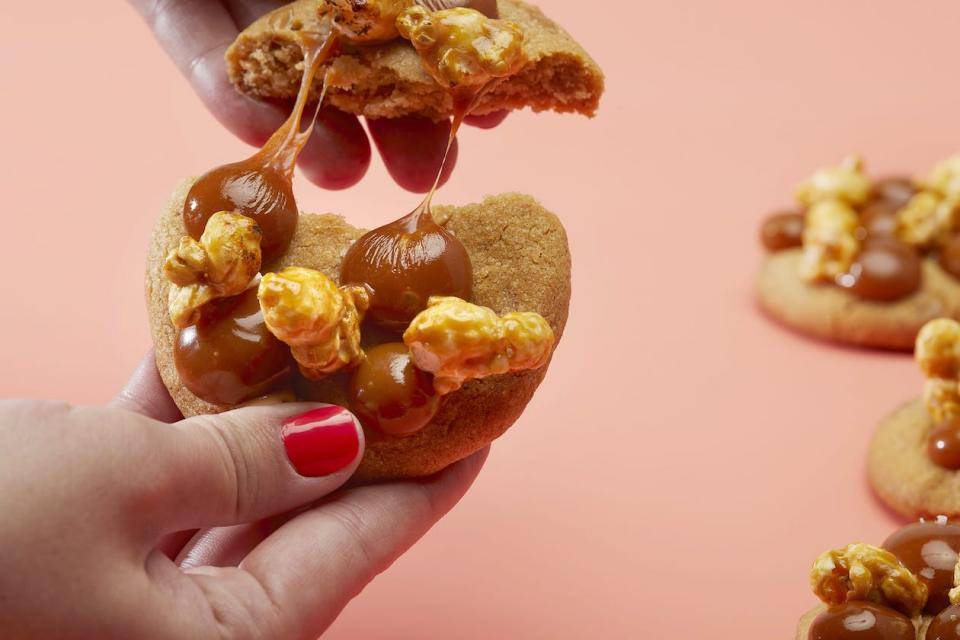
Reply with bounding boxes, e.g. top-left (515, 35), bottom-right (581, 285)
top-left (281, 406), bottom-right (360, 477)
